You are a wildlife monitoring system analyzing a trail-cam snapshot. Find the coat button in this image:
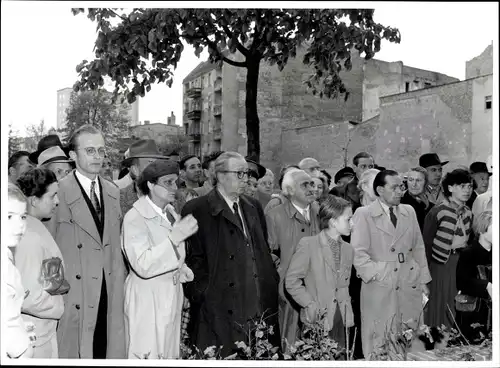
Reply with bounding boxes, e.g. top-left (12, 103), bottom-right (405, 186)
top-left (395, 286), bottom-right (400, 291)
top-left (253, 274), bottom-right (258, 279)
top-left (77, 244), bottom-right (82, 249)
top-left (75, 304), bottom-right (80, 310)
top-left (409, 248), bottom-right (413, 252)
top-left (335, 288), bottom-right (338, 292)
top-left (301, 229), bottom-right (305, 232)
top-left (333, 299), bottom-right (337, 303)
top-left (76, 274), bottom-right (81, 280)
top-left (394, 268), bottom-right (398, 272)
top-left (410, 267), bottom-right (414, 270)
top-left (252, 257), bottom-right (256, 261)
top-left (412, 286), bottom-right (417, 289)
top-left (228, 310), bottom-right (233, 315)
top-left (229, 255), bottom-right (234, 260)
top-left (390, 247), bottom-right (395, 252)
top-left (229, 282), bottom-right (234, 287)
